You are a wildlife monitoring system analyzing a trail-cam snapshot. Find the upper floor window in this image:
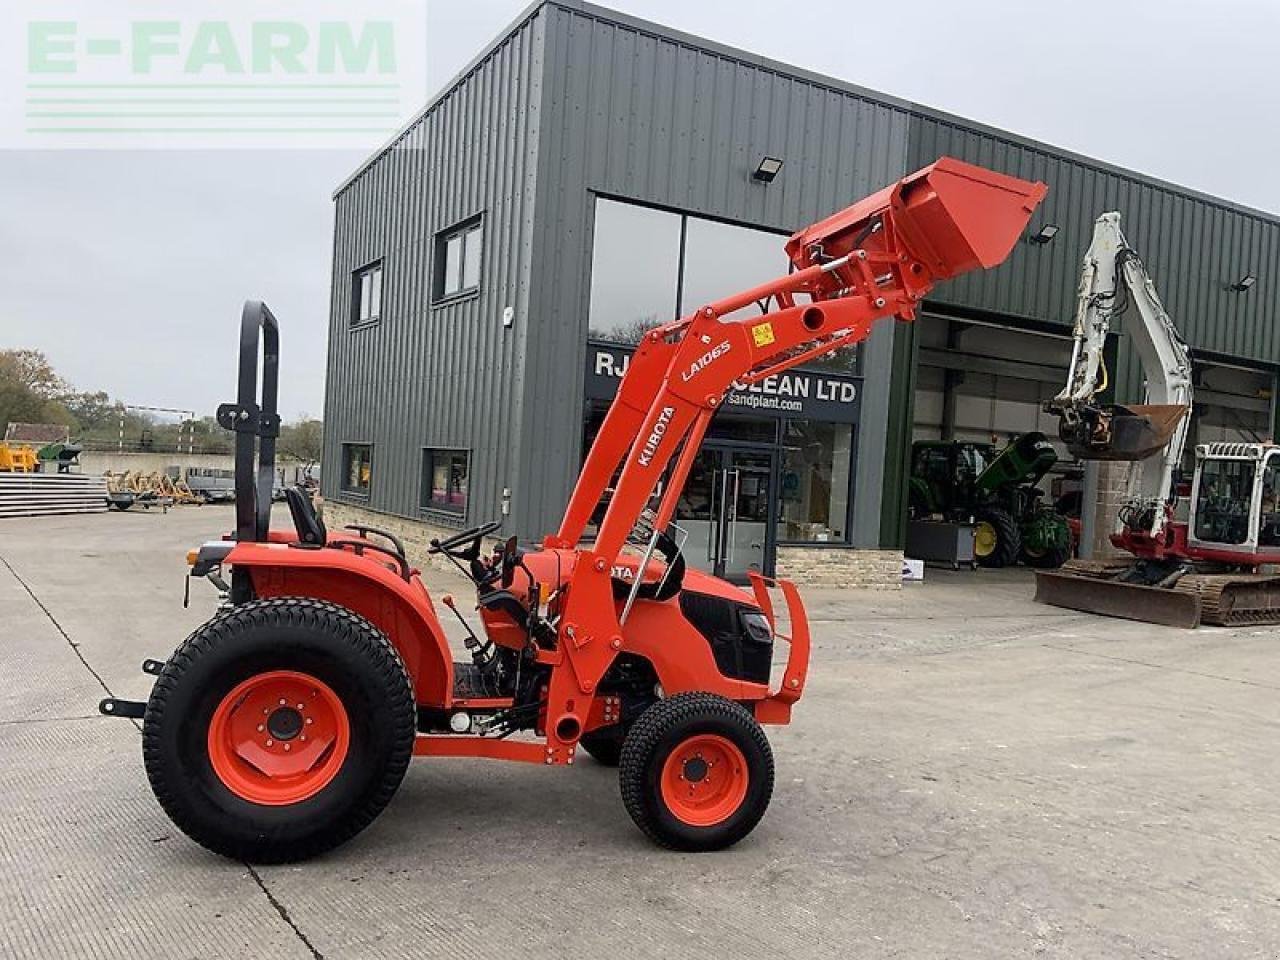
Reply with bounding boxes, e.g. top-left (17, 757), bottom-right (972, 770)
top-left (352, 261), bottom-right (383, 326)
top-left (434, 217), bottom-right (483, 301)
top-left (342, 443), bottom-right (373, 495)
